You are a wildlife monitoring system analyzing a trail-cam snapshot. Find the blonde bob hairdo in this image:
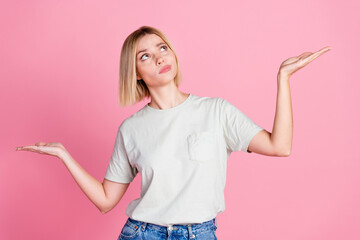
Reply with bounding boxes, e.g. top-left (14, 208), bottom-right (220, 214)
top-left (118, 26), bottom-right (182, 107)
